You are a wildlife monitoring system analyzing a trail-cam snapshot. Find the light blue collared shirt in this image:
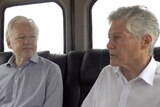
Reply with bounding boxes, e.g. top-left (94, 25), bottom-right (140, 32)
top-left (0, 54), bottom-right (63, 107)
